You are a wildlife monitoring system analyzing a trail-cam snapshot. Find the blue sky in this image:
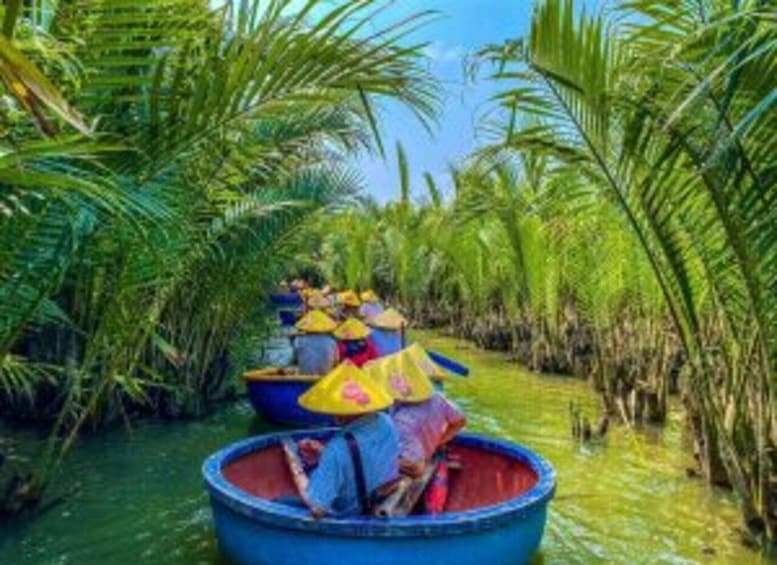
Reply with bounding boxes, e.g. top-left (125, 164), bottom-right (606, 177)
top-left (351, 1), bottom-right (532, 203)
